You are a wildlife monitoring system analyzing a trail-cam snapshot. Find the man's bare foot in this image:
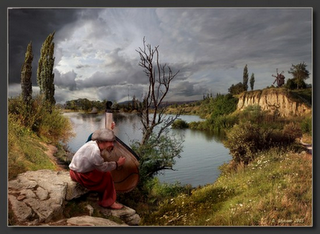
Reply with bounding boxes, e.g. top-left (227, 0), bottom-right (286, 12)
top-left (109, 202), bottom-right (123, 210)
